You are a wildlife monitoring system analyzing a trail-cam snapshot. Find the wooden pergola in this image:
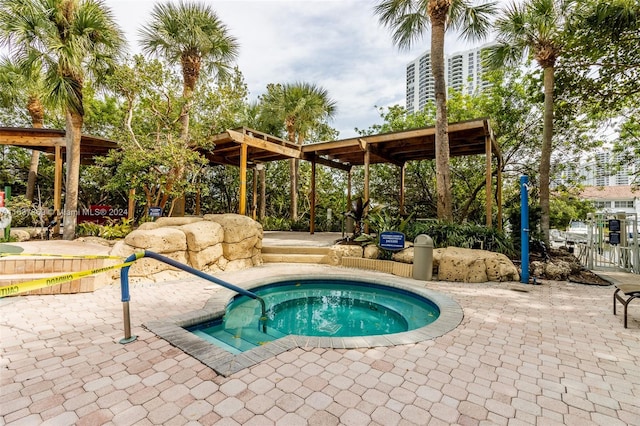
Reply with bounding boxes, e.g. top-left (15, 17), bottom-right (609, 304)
top-left (206, 118), bottom-right (503, 232)
top-left (0, 127), bottom-right (119, 230)
top-left (1, 119), bottom-right (503, 233)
